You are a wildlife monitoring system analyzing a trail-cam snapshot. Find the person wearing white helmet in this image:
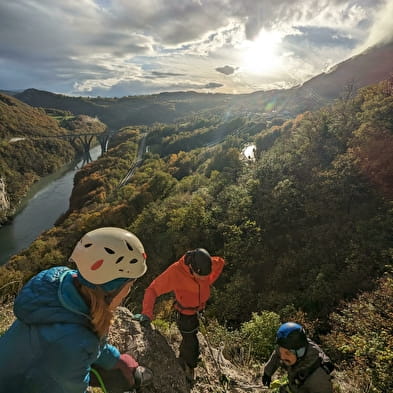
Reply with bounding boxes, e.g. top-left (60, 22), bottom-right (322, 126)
top-left (0, 227), bottom-right (152, 393)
